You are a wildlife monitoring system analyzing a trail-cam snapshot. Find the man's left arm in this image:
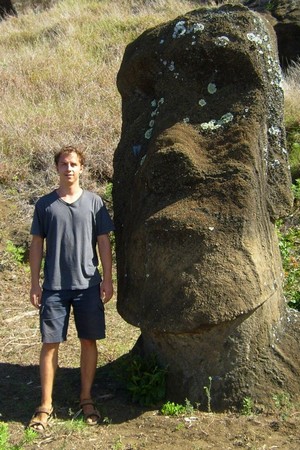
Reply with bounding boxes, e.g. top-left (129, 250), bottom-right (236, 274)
top-left (97, 234), bottom-right (113, 304)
